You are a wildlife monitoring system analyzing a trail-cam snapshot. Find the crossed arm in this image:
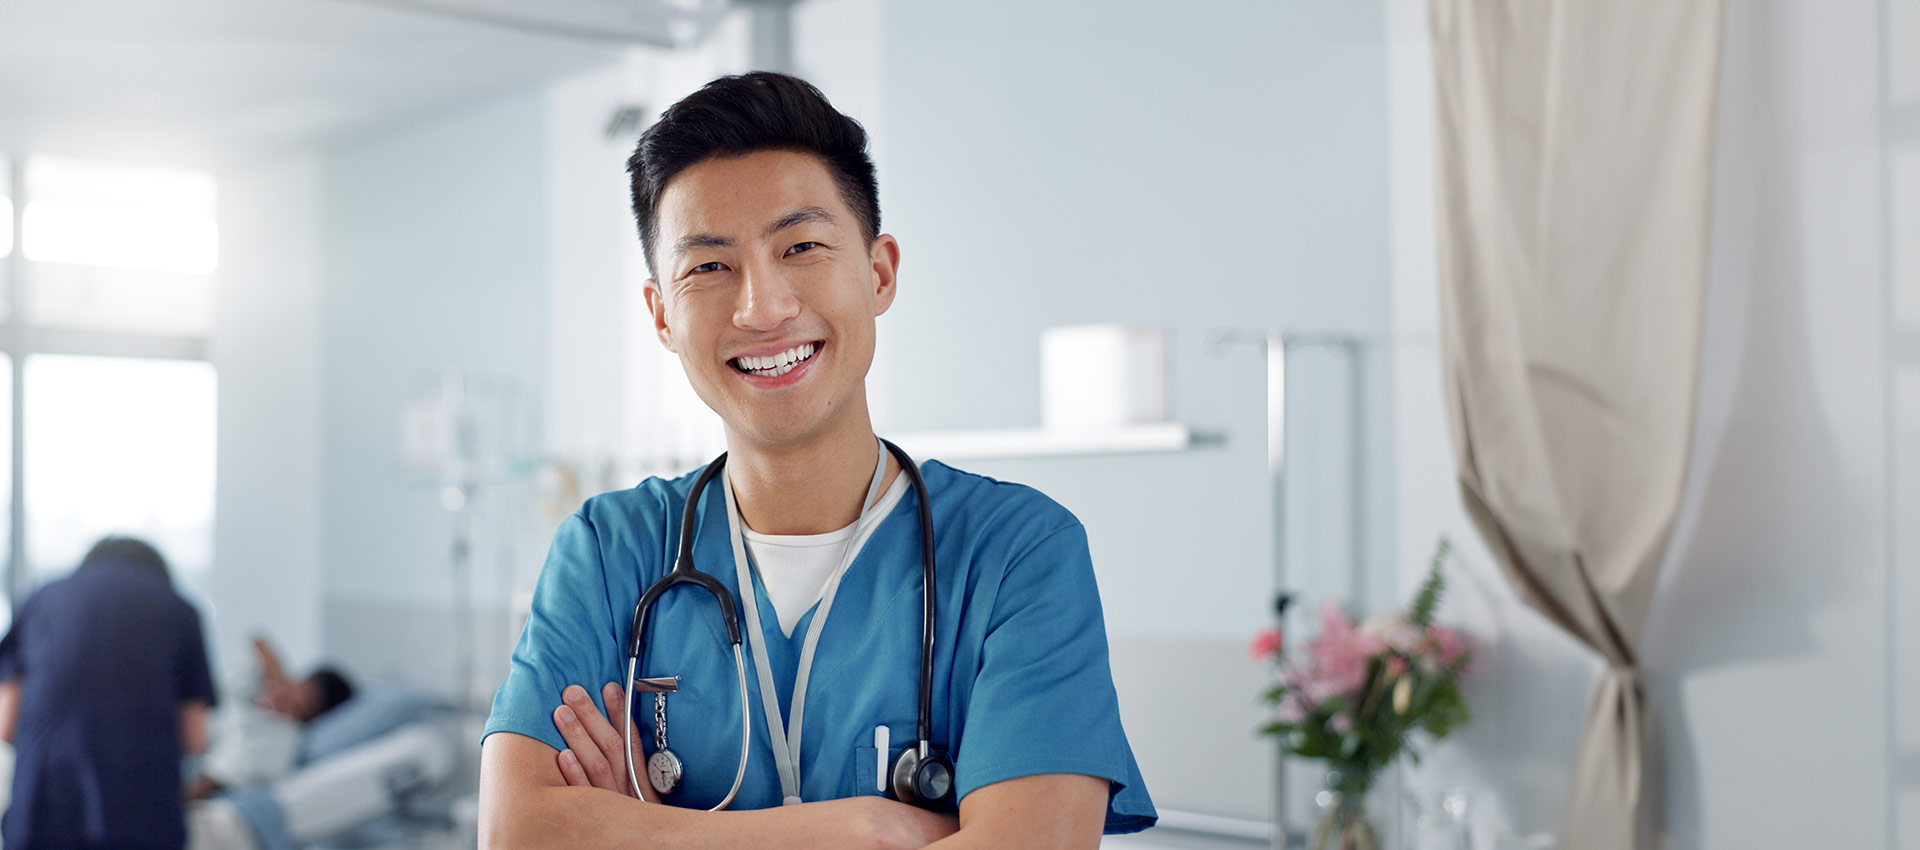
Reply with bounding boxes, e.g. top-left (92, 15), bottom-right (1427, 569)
top-left (478, 683), bottom-right (1108, 850)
